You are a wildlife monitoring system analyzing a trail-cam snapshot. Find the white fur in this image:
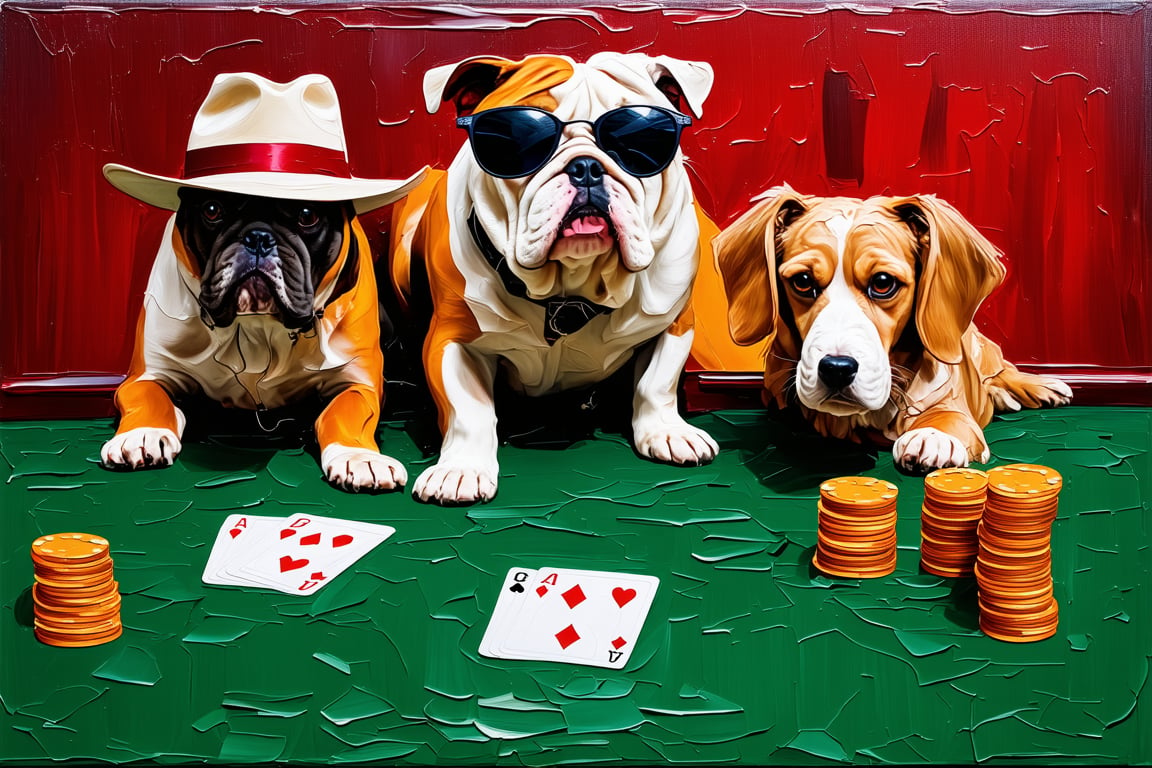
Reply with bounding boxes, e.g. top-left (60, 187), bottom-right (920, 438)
top-left (893, 427), bottom-right (977, 471)
top-left (100, 408), bottom-right (186, 469)
top-left (795, 213), bottom-right (892, 415)
top-left (322, 443), bottom-right (407, 492)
